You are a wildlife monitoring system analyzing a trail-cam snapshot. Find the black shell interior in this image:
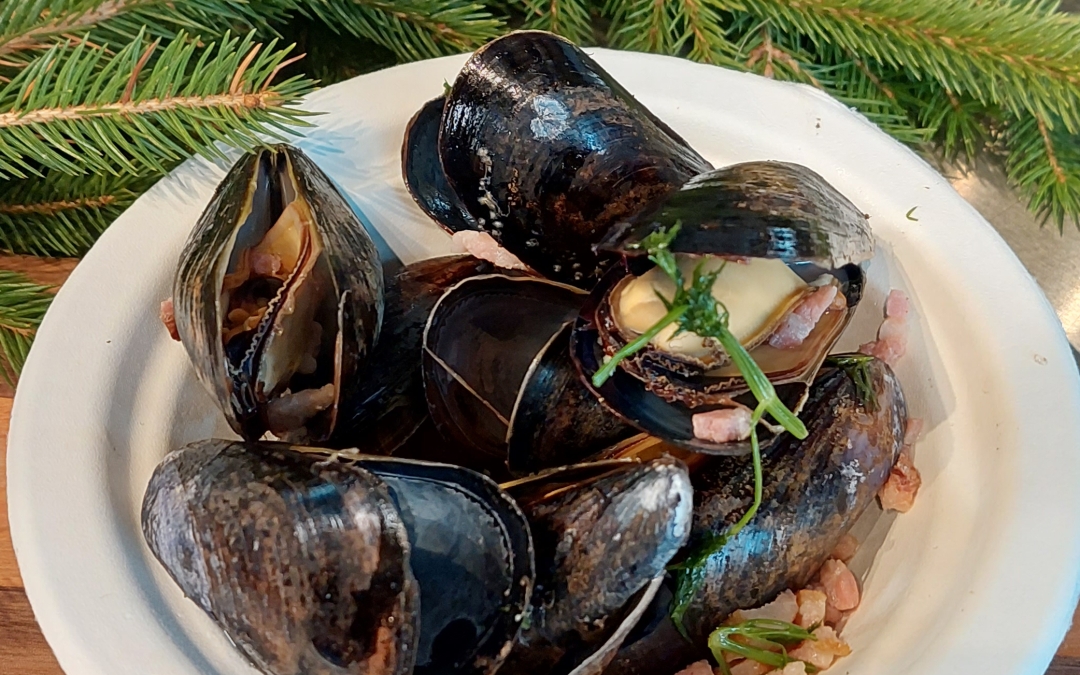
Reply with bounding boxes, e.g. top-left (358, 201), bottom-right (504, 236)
top-left (599, 161), bottom-right (874, 270)
top-left (360, 457), bottom-right (534, 675)
top-left (402, 96), bottom-right (478, 234)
